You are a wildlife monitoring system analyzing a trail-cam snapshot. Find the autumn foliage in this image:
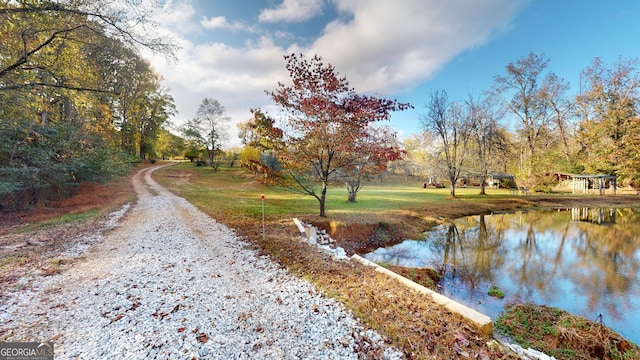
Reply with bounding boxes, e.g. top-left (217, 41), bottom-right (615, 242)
top-left (266, 54), bottom-right (411, 216)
